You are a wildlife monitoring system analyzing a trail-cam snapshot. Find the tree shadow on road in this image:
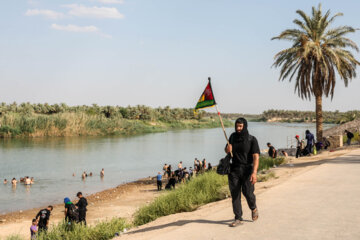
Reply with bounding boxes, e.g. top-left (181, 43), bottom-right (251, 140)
top-left (126, 218), bottom-right (252, 235)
